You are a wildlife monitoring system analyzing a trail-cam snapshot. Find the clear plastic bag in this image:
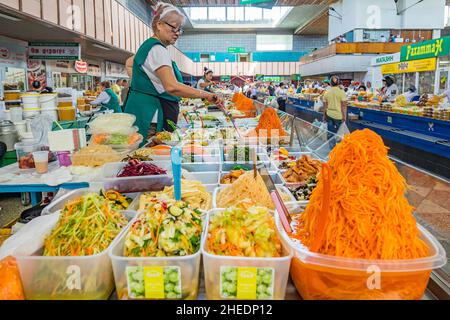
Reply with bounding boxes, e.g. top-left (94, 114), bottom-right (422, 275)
top-left (30, 114), bottom-right (54, 146)
top-left (88, 113), bottom-right (136, 135)
top-left (336, 122), bottom-right (350, 138)
top-left (318, 121), bottom-right (328, 143)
